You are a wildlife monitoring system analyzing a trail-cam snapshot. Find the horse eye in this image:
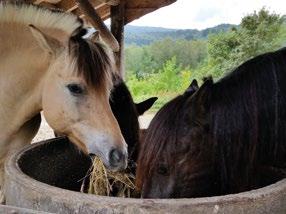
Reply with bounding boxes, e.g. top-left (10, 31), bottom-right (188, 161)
top-left (66, 84), bottom-right (84, 95)
top-left (157, 163), bottom-right (169, 176)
